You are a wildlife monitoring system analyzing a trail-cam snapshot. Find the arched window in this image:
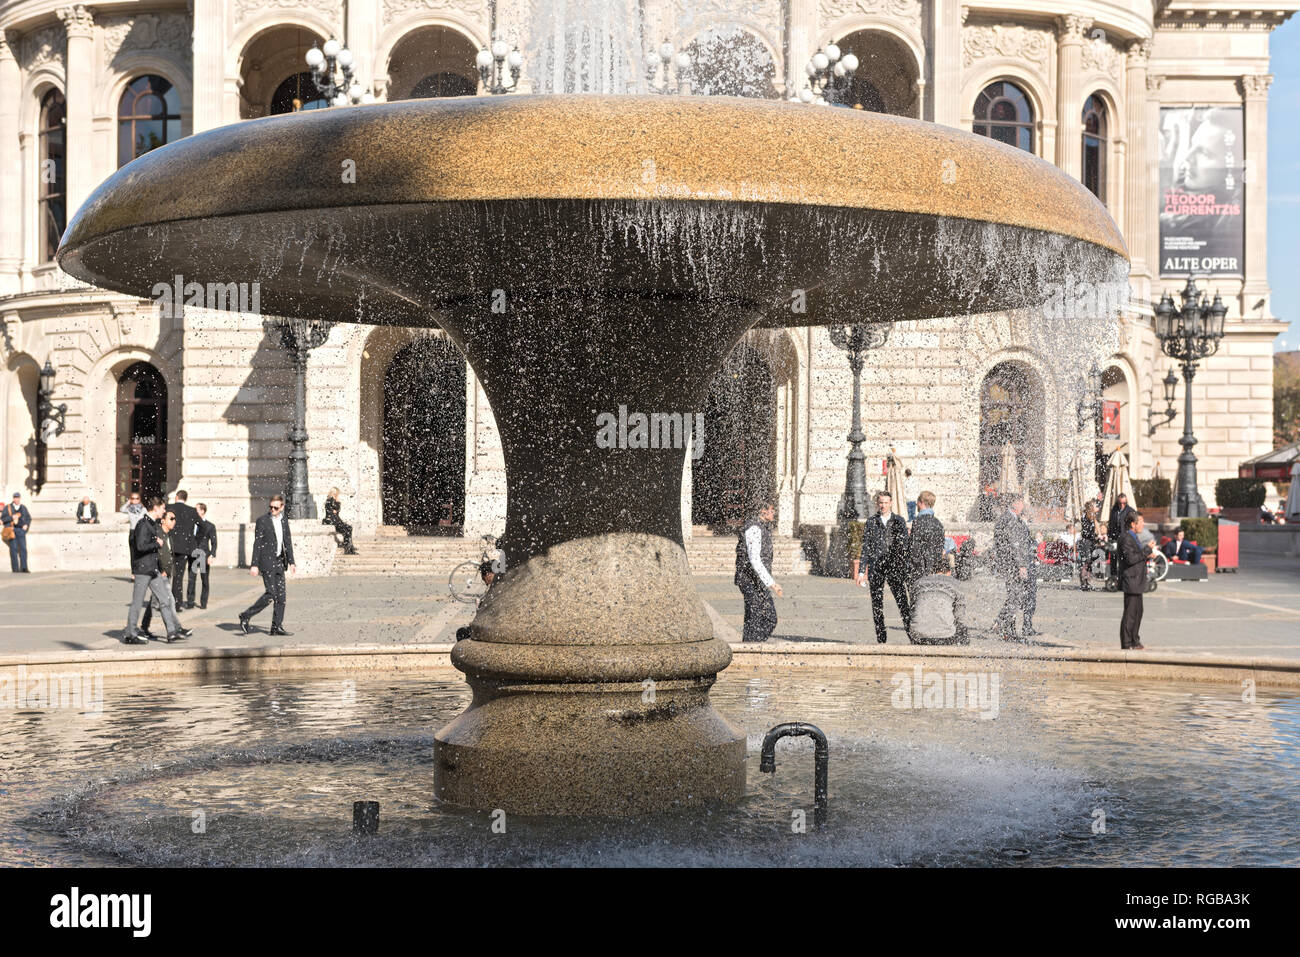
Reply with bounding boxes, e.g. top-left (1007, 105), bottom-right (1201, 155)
top-left (978, 361), bottom-right (1045, 503)
top-left (269, 72), bottom-right (331, 114)
top-left (117, 75), bottom-right (181, 167)
top-left (843, 76), bottom-right (887, 112)
top-left (116, 362), bottom-right (169, 505)
top-left (38, 89), bottom-right (66, 262)
top-left (973, 81), bottom-right (1035, 152)
top-left (1082, 94), bottom-right (1108, 200)
top-left (685, 26), bottom-right (778, 99)
top-left (410, 72), bottom-right (476, 98)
